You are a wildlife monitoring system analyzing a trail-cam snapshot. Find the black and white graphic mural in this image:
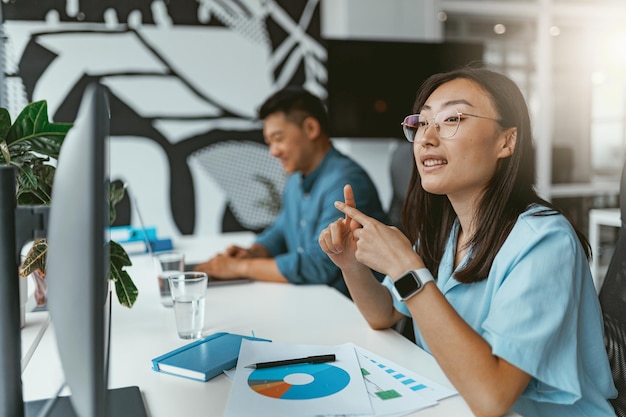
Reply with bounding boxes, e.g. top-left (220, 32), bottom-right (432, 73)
top-left (1, 0), bottom-right (326, 237)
